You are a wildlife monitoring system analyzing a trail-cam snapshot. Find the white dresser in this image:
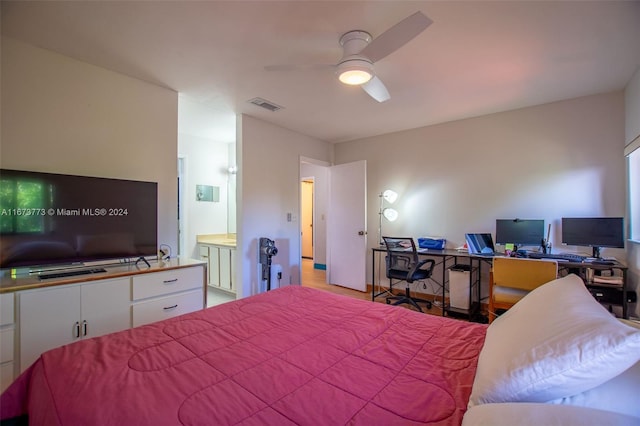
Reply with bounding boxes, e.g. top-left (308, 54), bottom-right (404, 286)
top-left (0, 293), bottom-right (15, 393)
top-left (0, 258), bottom-right (206, 389)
